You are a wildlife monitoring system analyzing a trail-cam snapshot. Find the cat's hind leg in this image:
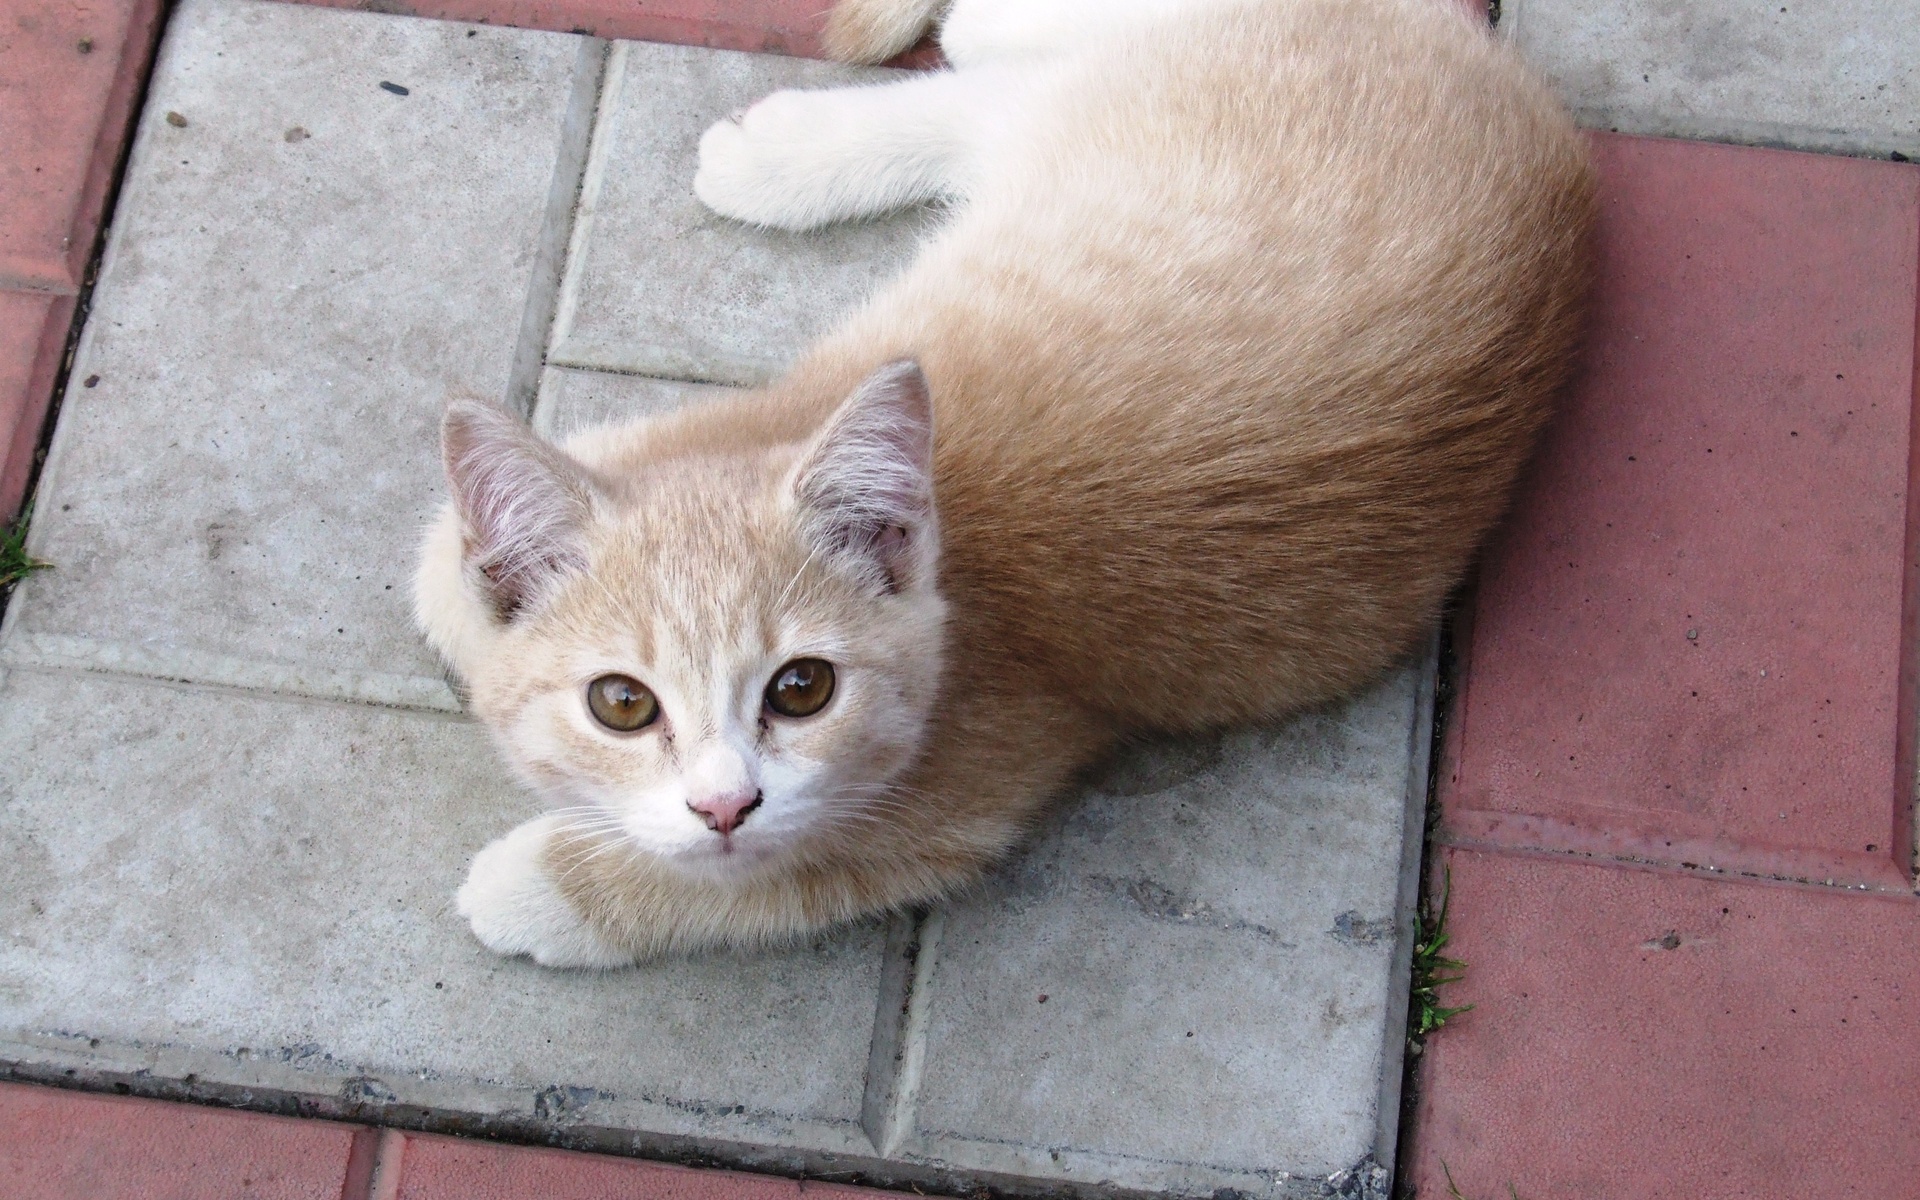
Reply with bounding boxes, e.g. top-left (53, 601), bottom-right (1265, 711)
top-left (455, 815), bottom-right (634, 969)
top-left (823, 0), bottom-right (947, 64)
top-left (694, 68), bottom-right (1018, 231)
